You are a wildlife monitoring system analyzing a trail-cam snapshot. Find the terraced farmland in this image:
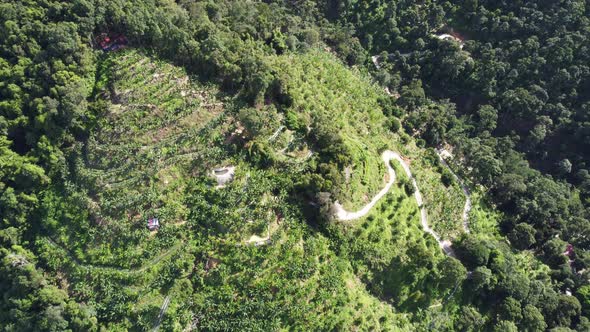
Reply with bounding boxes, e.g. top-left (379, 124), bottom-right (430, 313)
top-left (45, 51), bottom-right (227, 267)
